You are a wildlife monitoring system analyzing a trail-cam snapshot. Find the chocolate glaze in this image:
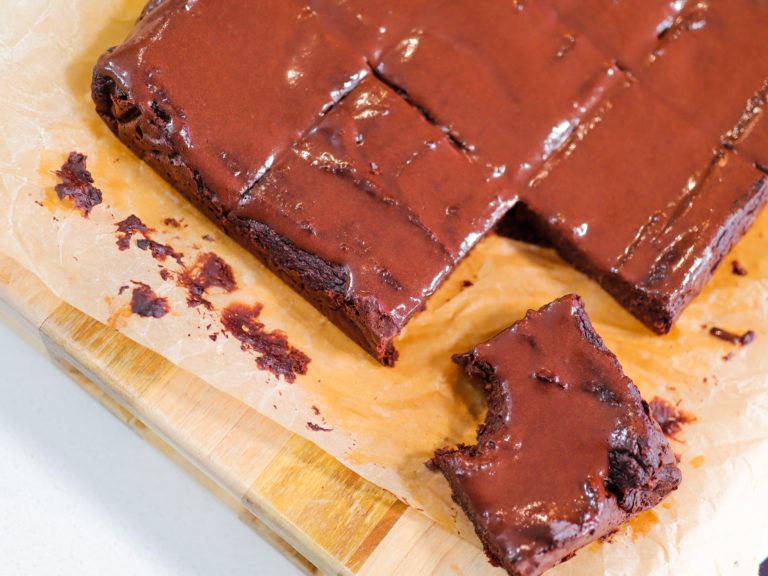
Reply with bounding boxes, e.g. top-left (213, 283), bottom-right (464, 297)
top-left (129, 281), bottom-right (170, 318)
top-left (639, 0), bottom-right (768, 166)
top-left (373, 1), bottom-right (621, 185)
top-left (55, 152), bottom-right (102, 217)
top-left (229, 76), bottom-right (501, 363)
top-left (433, 295), bottom-right (681, 576)
top-left (220, 302), bottom-right (310, 383)
top-left (92, 0), bottom-right (768, 362)
top-left (539, 0), bottom-right (688, 71)
top-left (506, 83), bottom-right (768, 333)
top-left (94, 0), bottom-right (368, 202)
